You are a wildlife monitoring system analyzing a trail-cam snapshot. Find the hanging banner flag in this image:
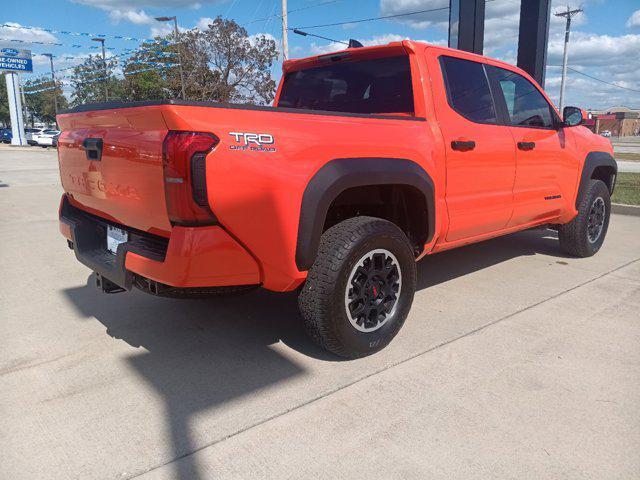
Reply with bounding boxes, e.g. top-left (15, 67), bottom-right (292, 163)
top-left (0, 23), bottom-right (180, 44)
top-left (0, 46), bottom-right (33, 73)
